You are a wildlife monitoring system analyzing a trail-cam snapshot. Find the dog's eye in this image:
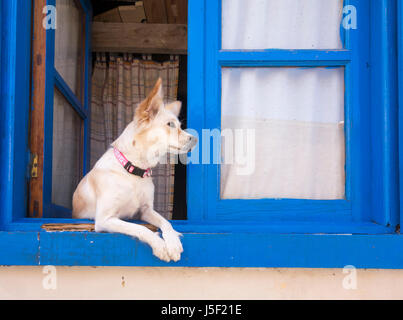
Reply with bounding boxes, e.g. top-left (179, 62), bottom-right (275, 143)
top-left (167, 121), bottom-right (176, 128)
